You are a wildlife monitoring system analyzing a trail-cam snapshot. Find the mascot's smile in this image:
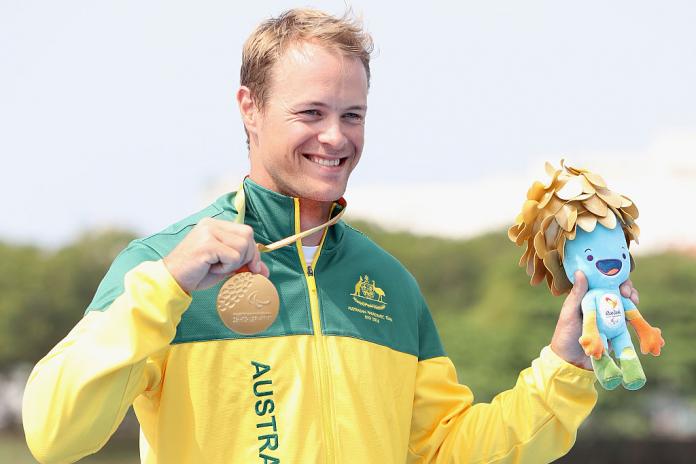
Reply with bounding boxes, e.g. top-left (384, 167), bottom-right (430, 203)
top-left (510, 160), bottom-right (664, 391)
top-left (596, 259), bottom-right (622, 276)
